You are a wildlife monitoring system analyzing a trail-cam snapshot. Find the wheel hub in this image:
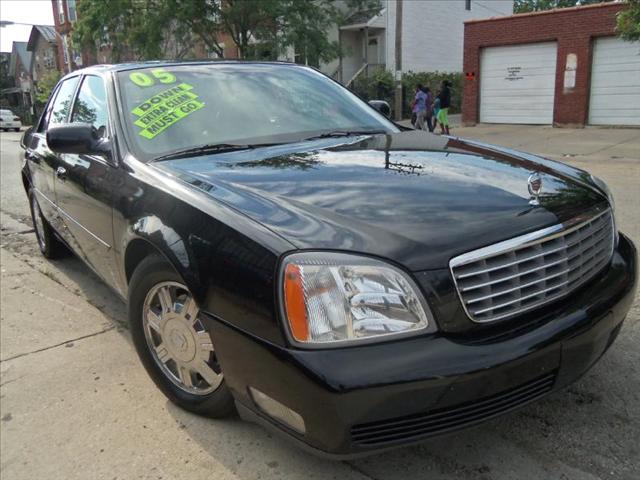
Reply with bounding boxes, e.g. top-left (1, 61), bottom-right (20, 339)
top-left (142, 281), bottom-right (222, 395)
top-left (164, 315), bottom-right (197, 363)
